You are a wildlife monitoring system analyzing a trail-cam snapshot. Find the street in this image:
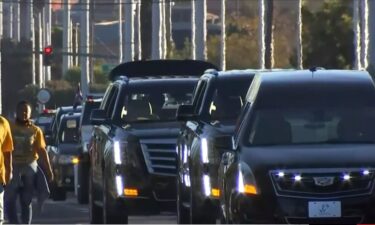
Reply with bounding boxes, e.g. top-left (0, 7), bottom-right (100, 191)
top-left (6, 193), bottom-right (176, 224)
